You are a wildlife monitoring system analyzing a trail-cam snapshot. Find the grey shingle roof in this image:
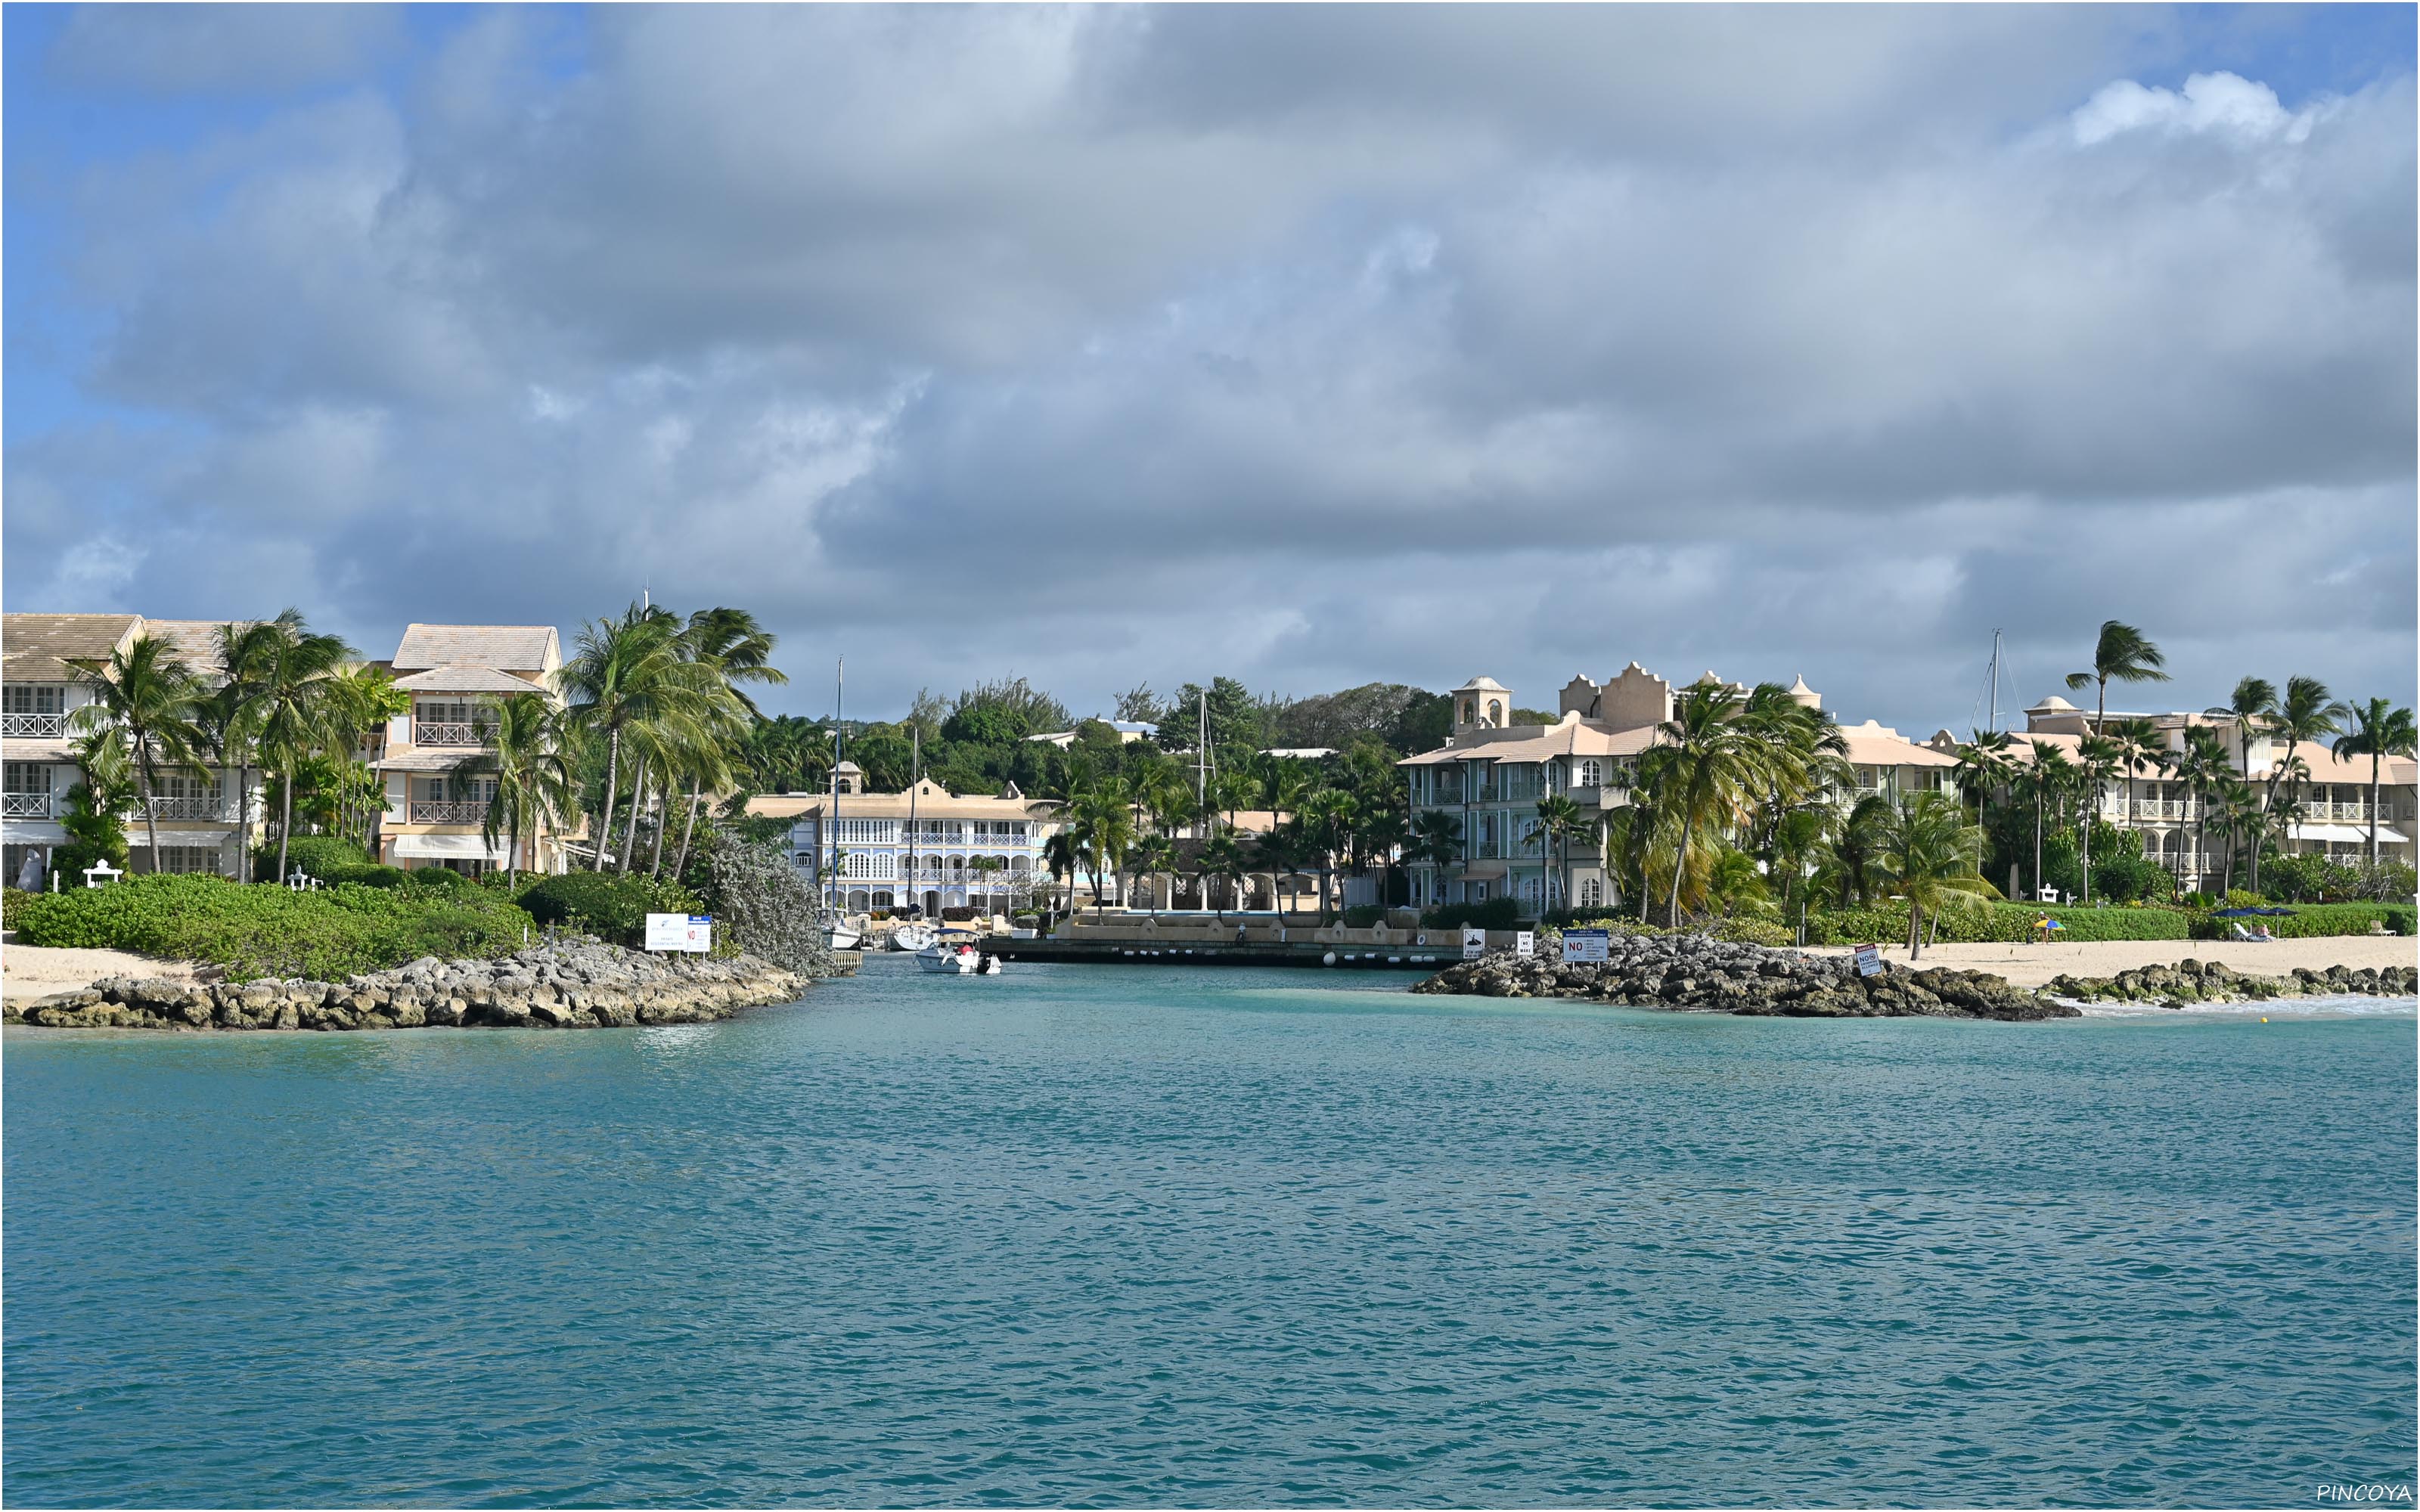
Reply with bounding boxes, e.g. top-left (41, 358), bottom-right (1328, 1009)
top-left (392, 665), bottom-right (547, 695)
top-left (0, 613), bottom-right (141, 680)
top-left (392, 624), bottom-right (558, 673)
